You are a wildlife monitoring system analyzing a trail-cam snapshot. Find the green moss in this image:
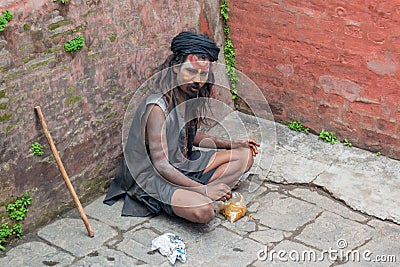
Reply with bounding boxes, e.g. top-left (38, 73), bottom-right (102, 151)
top-left (66, 95), bottom-right (82, 107)
top-left (110, 121), bottom-right (119, 129)
top-left (5, 124), bottom-right (14, 133)
top-left (0, 89), bottom-right (5, 98)
top-left (0, 103), bottom-right (7, 110)
top-left (108, 87), bottom-right (118, 95)
top-left (99, 102), bottom-right (113, 112)
top-left (27, 58), bottom-right (54, 71)
top-left (108, 33), bottom-right (117, 42)
top-left (23, 56), bottom-right (35, 64)
top-left (74, 25), bottom-right (86, 32)
top-left (50, 29), bottom-right (73, 40)
top-left (58, 65), bottom-right (70, 71)
top-left (10, 93), bottom-right (27, 104)
top-left (80, 175), bottom-right (105, 192)
top-left (93, 162), bottom-right (105, 174)
top-left (105, 111), bottom-right (117, 120)
top-left (46, 155), bottom-right (55, 163)
top-left (48, 19), bottom-right (71, 31)
top-left (18, 44), bottom-right (33, 54)
top-left (23, 24), bottom-right (29, 31)
top-left (6, 70), bottom-right (23, 83)
top-left (0, 112), bottom-right (12, 122)
top-left (87, 52), bottom-right (100, 60)
top-left (66, 87), bottom-right (75, 94)
top-left (44, 45), bottom-right (62, 55)
top-left (83, 9), bottom-right (98, 18)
